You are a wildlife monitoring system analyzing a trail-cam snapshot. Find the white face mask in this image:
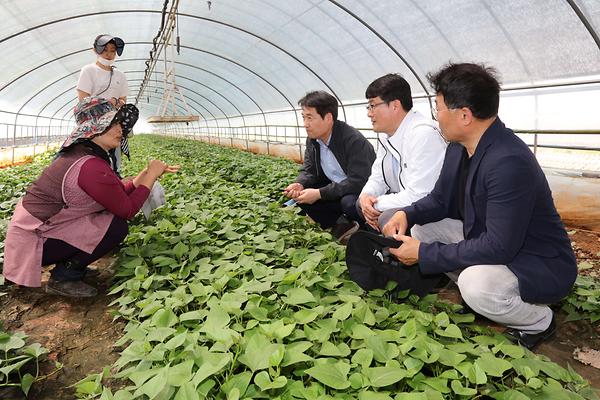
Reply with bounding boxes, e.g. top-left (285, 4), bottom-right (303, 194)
top-left (97, 56), bottom-right (115, 67)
